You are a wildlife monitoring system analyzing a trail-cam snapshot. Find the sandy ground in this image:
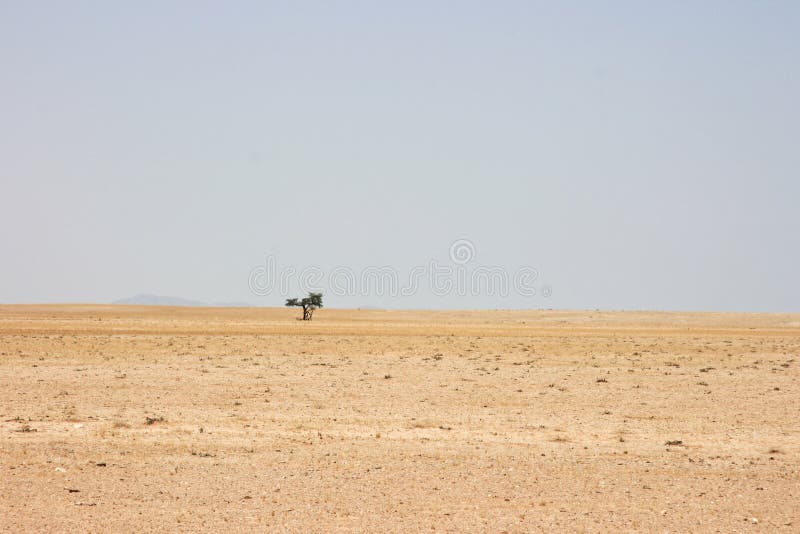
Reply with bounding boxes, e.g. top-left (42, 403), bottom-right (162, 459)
top-left (1, 305), bottom-right (798, 532)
